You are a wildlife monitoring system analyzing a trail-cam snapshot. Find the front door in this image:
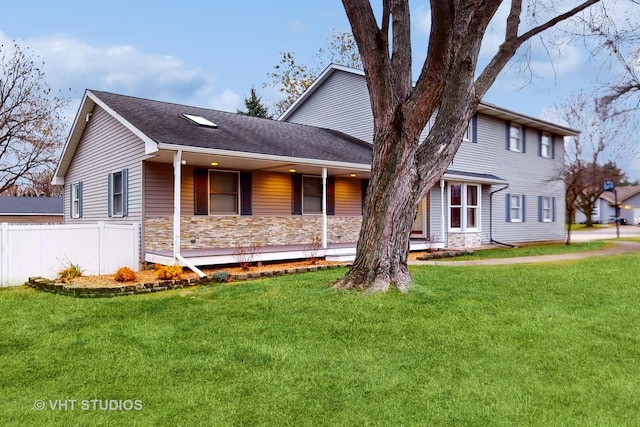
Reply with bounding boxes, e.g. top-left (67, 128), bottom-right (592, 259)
top-left (412, 197), bottom-right (427, 237)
